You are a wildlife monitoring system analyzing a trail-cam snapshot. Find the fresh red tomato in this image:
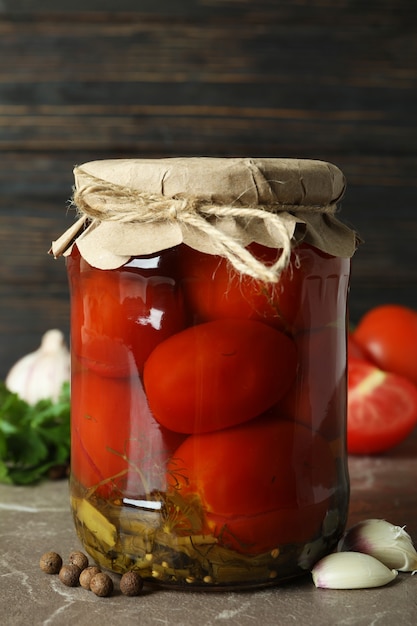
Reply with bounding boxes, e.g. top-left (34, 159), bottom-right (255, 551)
top-left (348, 333), bottom-right (370, 361)
top-left (353, 304), bottom-right (417, 386)
top-left (143, 318), bottom-right (297, 434)
top-left (178, 243), bottom-right (304, 332)
top-left (277, 326), bottom-right (347, 440)
top-left (71, 367), bottom-right (185, 497)
top-left (167, 417), bottom-right (338, 554)
top-left (347, 357), bottom-right (417, 454)
top-left (67, 246), bottom-right (186, 377)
